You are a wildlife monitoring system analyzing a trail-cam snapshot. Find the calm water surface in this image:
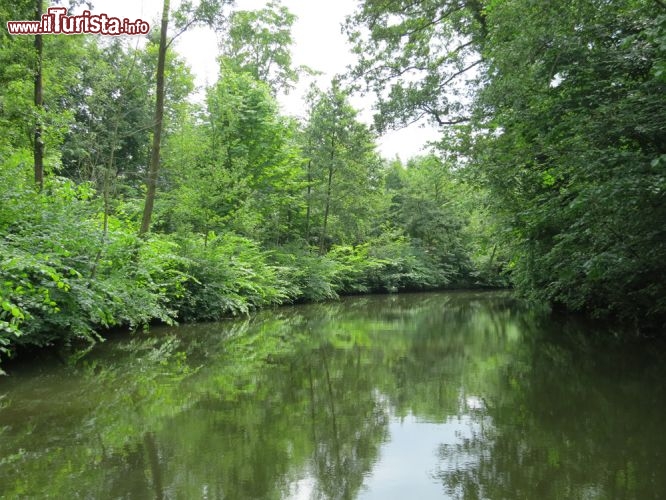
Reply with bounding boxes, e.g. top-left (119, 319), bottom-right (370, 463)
top-left (1, 291), bottom-right (665, 499)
